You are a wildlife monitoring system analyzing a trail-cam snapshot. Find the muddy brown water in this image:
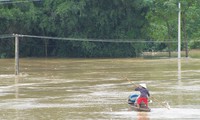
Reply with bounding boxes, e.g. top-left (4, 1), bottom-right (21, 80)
top-left (0, 58), bottom-right (200, 120)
